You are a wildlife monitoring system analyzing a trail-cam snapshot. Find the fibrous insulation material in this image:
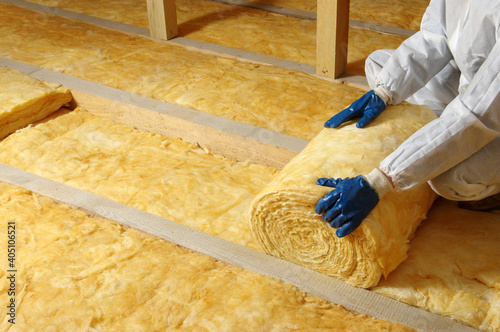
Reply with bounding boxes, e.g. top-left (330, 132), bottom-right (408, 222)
top-left (250, 105), bottom-right (438, 288)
